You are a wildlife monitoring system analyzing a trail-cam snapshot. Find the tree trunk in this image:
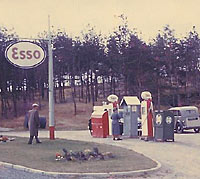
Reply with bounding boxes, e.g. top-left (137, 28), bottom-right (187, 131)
top-left (1, 97), bottom-right (9, 119)
top-left (12, 84), bottom-right (17, 117)
top-left (41, 82), bottom-right (45, 99)
top-left (185, 71), bottom-right (189, 105)
top-left (102, 77), bottom-right (105, 98)
top-left (58, 79), bottom-right (62, 102)
top-left (110, 76), bottom-right (113, 94)
top-left (113, 77), bottom-right (116, 94)
top-left (54, 84), bottom-right (57, 103)
top-left (71, 91), bottom-right (77, 115)
top-left (94, 74), bottom-right (98, 101)
top-left (124, 75), bottom-right (128, 95)
top-left (86, 72), bottom-right (90, 103)
top-left (62, 81), bottom-right (65, 102)
top-left (81, 75), bottom-right (84, 99)
top-left (157, 87), bottom-right (161, 111)
top-left (90, 71), bottom-right (95, 106)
